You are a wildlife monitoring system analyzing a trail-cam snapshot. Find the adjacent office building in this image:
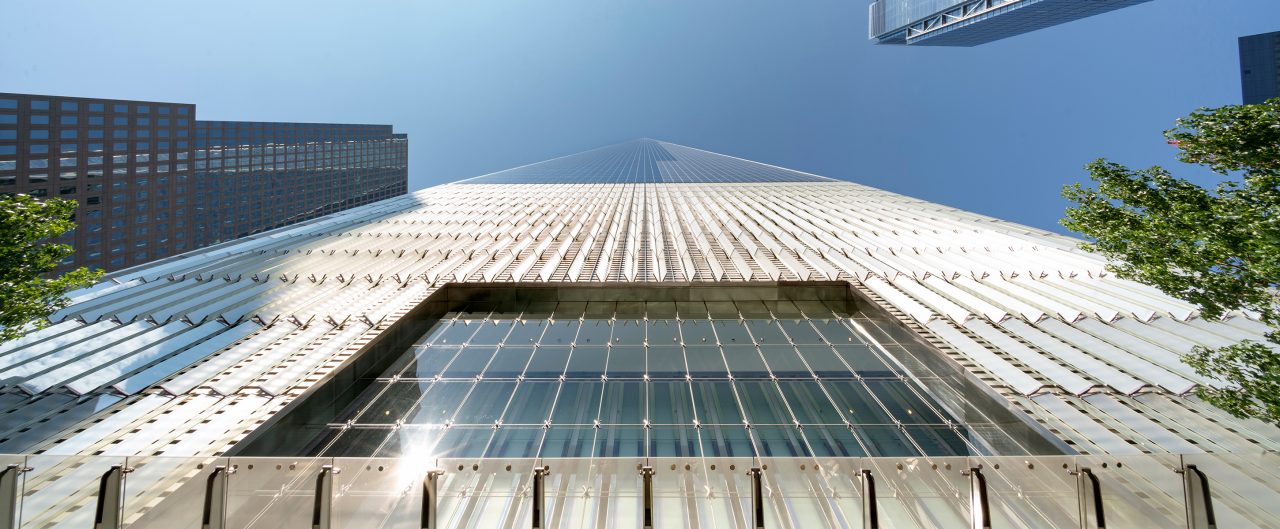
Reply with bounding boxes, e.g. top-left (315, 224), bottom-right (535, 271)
top-left (869, 0), bottom-right (1154, 46)
top-left (1240, 31), bottom-right (1280, 104)
top-left (0, 93), bottom-right (408, 273)
top-left (0, 140), bottom-right (1276, 528)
